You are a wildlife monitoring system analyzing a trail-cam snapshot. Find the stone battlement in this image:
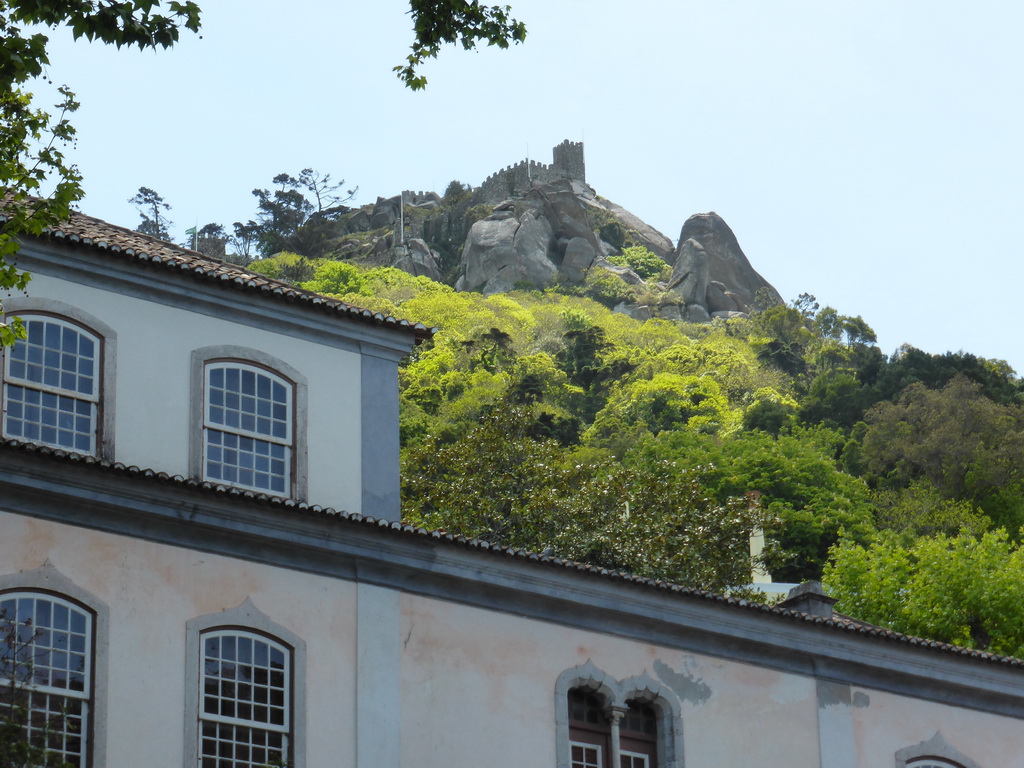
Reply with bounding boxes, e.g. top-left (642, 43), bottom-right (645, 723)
top-left (476, 141), bottom-right (586, 204)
